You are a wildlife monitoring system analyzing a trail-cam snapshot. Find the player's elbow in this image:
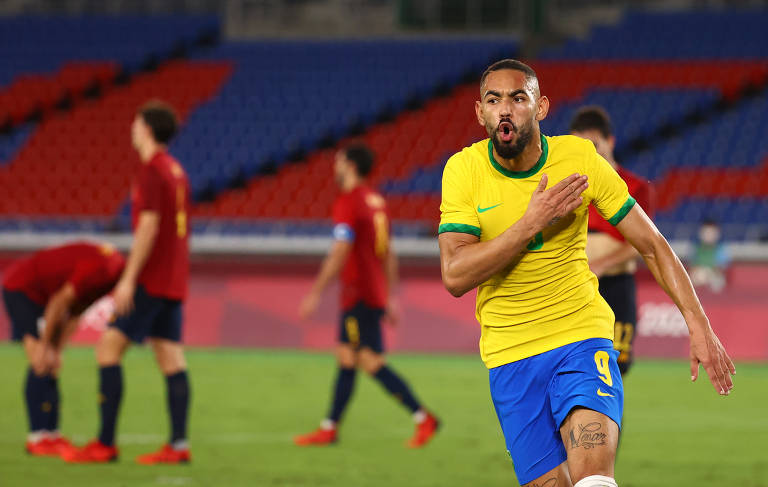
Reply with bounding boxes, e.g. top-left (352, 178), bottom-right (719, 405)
top-left (442, 276), bottom-right (469, 298)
